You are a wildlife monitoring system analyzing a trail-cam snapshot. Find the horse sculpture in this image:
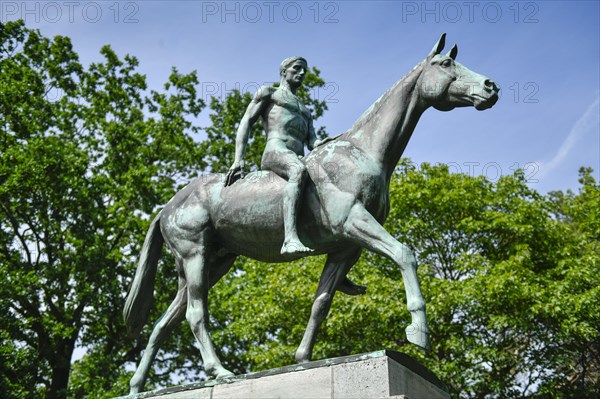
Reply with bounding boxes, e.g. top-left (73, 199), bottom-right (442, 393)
top-left (123, 33), bottom-right (499, 394)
